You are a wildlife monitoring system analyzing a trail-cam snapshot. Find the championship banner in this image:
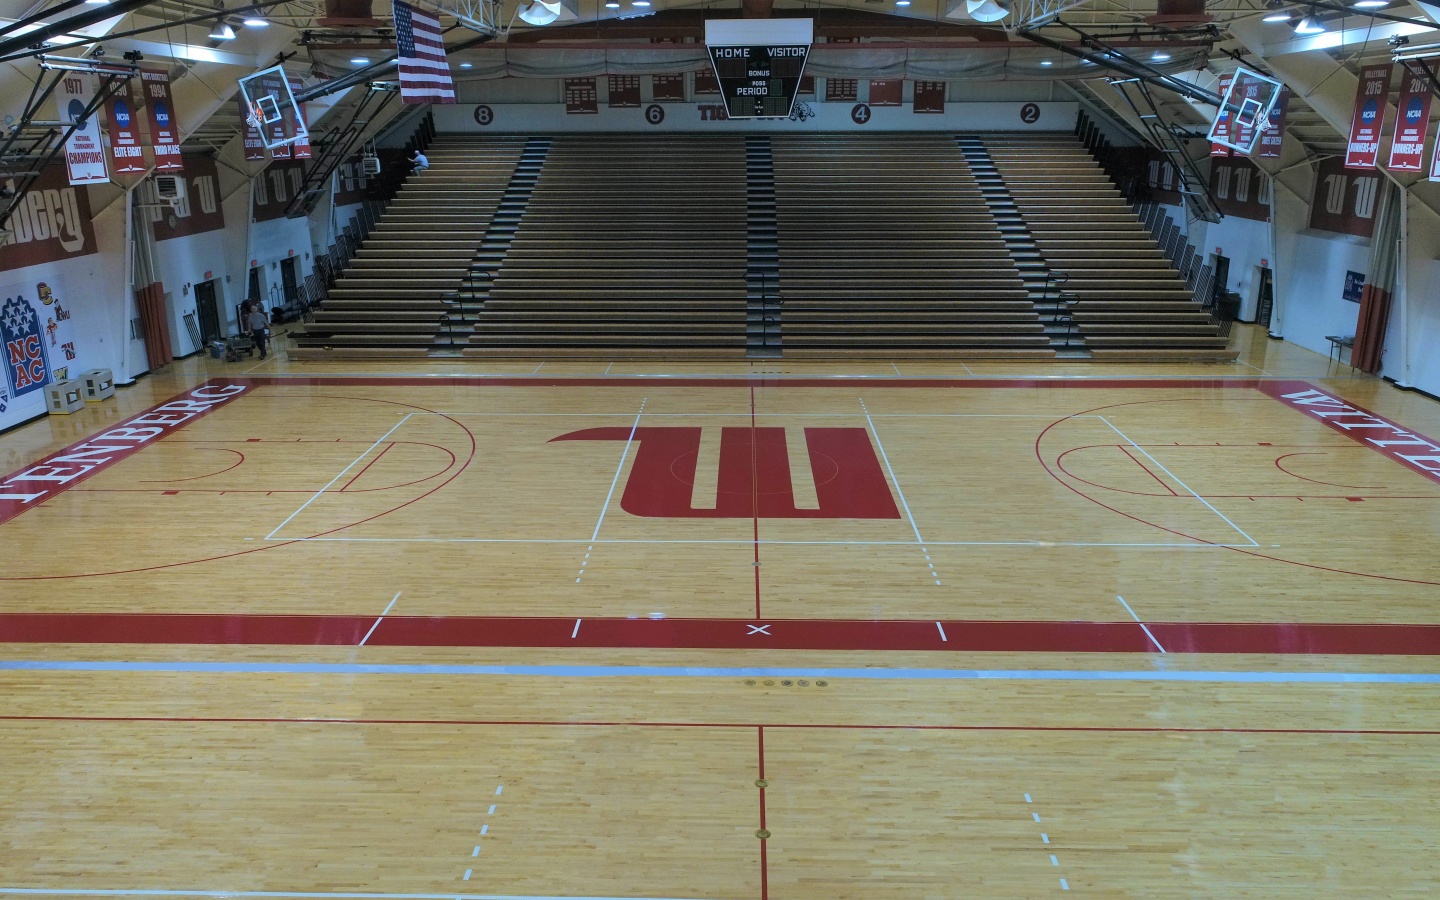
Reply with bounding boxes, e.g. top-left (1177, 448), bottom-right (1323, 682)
top-left (104, 84), bottom-right (147, 176)
top-left (141, 68), bottom-right (184, 172)
top-left (1345, 64), bottom-right (1392, 170)
top-left (1211, 75), bottom-right (1232, 157)
top-left (240, 92), bottom-right (266, 160)
top-left (1388, 64), bottom-right (1432, 172)
top-left (289, 76), bottom-right (311, 159)
top-left (54, 74), bottom-right (109, 185)
top-left (1258, 88), bottom-right (1288, 159)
